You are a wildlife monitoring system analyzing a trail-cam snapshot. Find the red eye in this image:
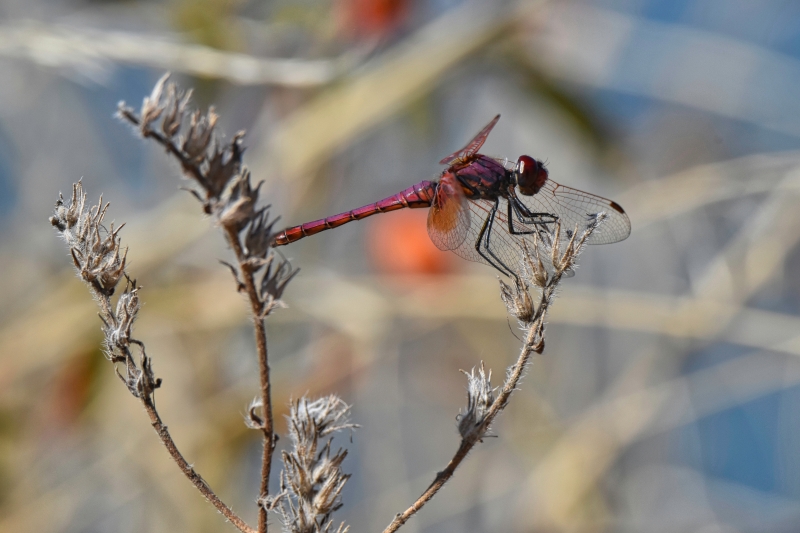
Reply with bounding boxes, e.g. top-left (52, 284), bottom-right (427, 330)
top-left (515, 155), bottom-right (547, 195)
